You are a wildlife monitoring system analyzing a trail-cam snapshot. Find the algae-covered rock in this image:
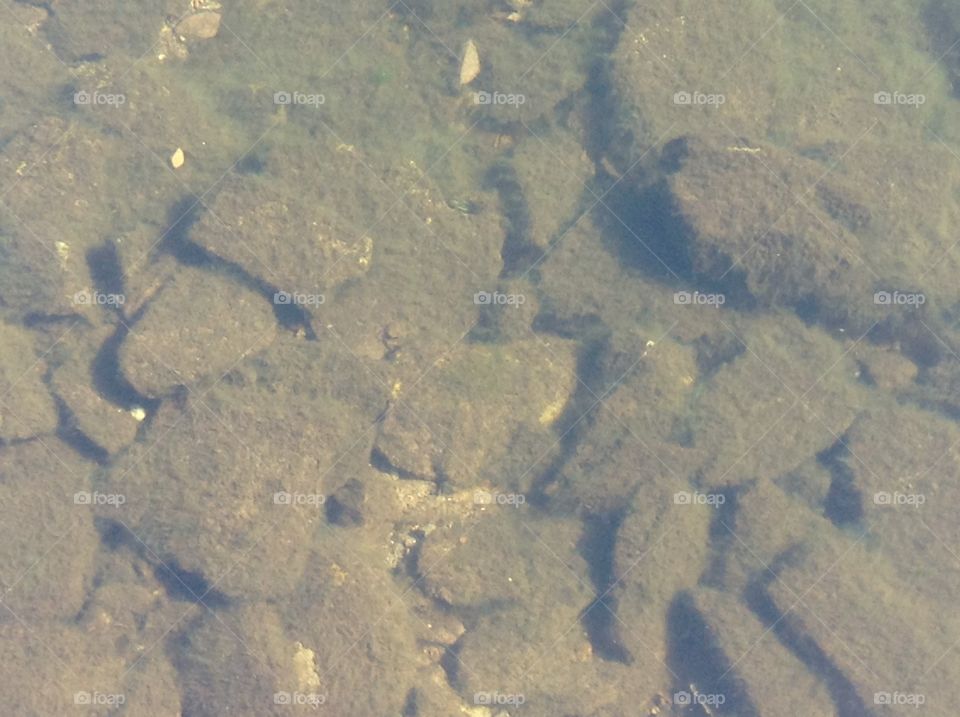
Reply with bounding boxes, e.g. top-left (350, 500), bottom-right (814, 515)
top-left (687, 314), bottom-right (863, 487)
top-left (612, 479), bottom-right (712, 673)
top-left (853, 344), bottom-right (918, 391)
top-left (190, 153), bottom-right (375, 297)
top-left (509, 128), bottom-right (595, 251)
top-left (768, 535), bottom-right (960, 717)
top-left (552, 335), bottom-right (700, 512)
top-left (50, 323), bottom-right (142, 455)
top-left (663, 136), bottom-right (874, 316)
top-left (176, 604), bottom-right (310, 716)
top-left (681, 587), bottom-right (836, 717)
top-left (42, 0), bottom-right (162, 62)
top-left (100, 349), bottom-right (376, 599)
top-left (0, 440), bottom-right (98, 622)
top-left (661, 136), bottom-right (960, 338)
top-left (612, 0), bottom-right (949, 154)
top-left (0, 623), bottom-right (126, 716)
top-left (180, 548), bottom-right (418, 715)
top-left (418, 511), bottom-right (590, 609)
top-left (375, 338), bottom-right (576, 487)
top-left (0, 321), bottom-right (58, 440)
top-left (119, 266), bottom-right (277, 397)
top-left (449, 514), bottom-right (625, 716)
top-left (0, 118), bottom-right (139, 317)
top-left (841, 403), bottom-right (960, 603)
